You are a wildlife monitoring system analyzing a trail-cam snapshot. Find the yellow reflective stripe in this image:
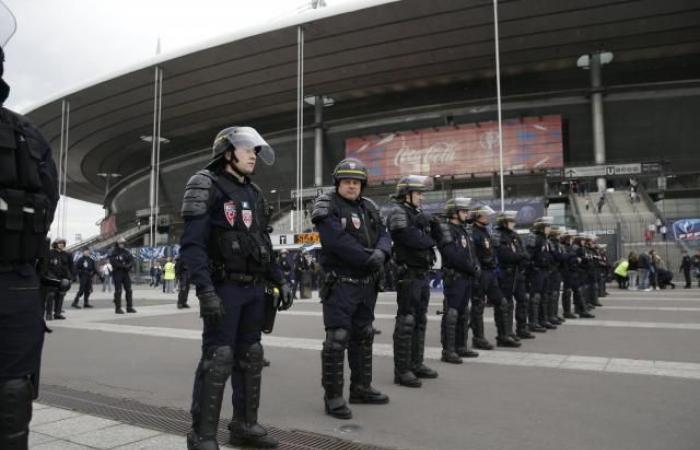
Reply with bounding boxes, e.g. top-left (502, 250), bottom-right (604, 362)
top-left (336, 169), bottom-right (366, 175)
